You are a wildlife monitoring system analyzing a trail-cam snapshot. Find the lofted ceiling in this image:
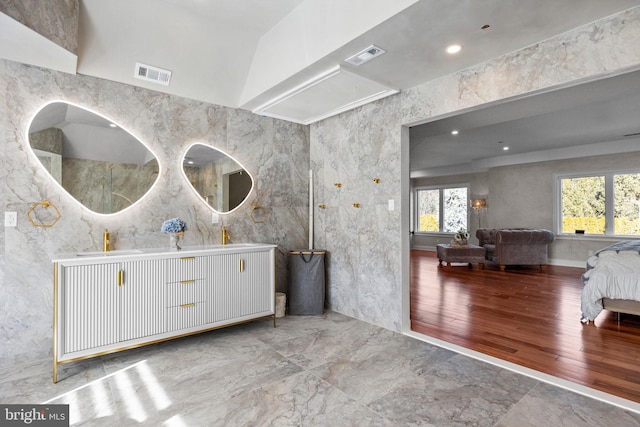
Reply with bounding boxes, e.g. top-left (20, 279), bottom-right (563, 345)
top-left (2, 1), bottom-right (640, 129)
top-left (4, 0), bottom-right (640, 124)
